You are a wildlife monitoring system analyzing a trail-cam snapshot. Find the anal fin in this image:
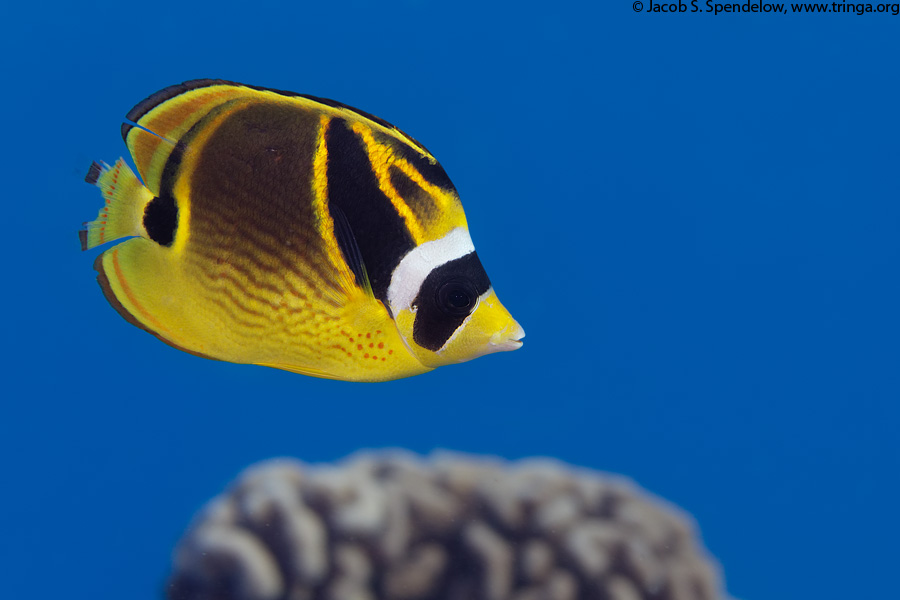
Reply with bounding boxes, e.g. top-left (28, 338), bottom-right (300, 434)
top-left (95, 238), bottom-right (214, 360)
